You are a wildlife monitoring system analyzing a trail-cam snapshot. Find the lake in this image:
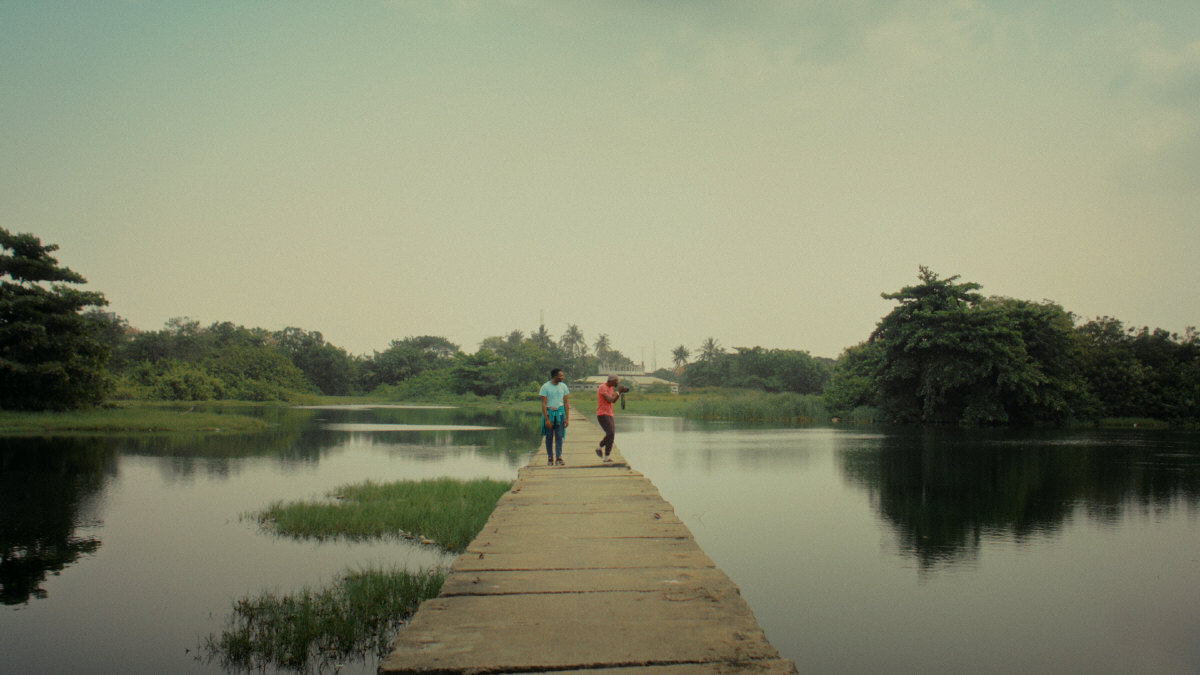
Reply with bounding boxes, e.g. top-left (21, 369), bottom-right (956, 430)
top-left (616, 417), bottom-right (1200, 674)
top-left (1, 406), bottom-right (1198, 674)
